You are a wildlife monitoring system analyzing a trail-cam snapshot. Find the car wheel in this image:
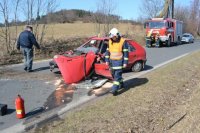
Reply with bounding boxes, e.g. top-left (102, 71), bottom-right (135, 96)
top-left (131, 61), bottom-right (143, 72)
top-left (49, 60), bottom-right (59, 73)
